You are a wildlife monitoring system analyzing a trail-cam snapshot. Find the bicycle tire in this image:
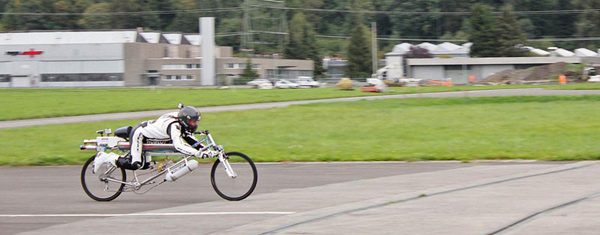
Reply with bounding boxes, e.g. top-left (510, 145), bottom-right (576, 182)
top-left (211, 152), bottom-right (258, 201)
top-left (81, 154), bottom-right (126, 201)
